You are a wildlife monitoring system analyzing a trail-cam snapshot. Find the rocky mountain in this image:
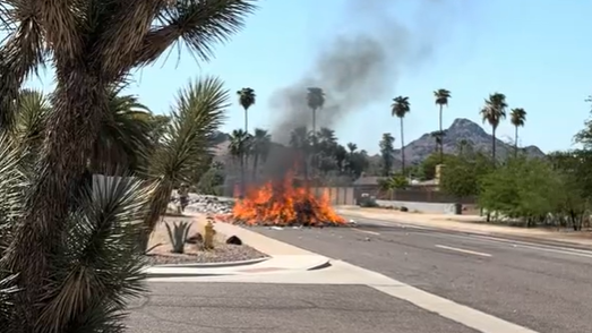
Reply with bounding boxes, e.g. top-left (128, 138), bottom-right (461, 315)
top-left (212, 118), bottom-right (546, 168)
top-left (391, 118), bottom-right (546, 166)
